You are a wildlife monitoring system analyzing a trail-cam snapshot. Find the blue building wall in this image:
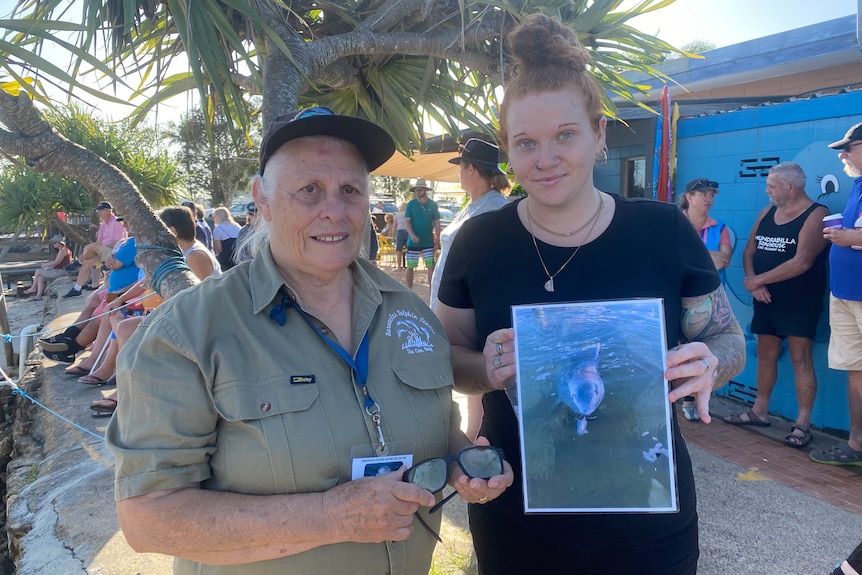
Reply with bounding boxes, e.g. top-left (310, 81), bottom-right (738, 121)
top-left (675, 90), bottom-right (862, 432)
